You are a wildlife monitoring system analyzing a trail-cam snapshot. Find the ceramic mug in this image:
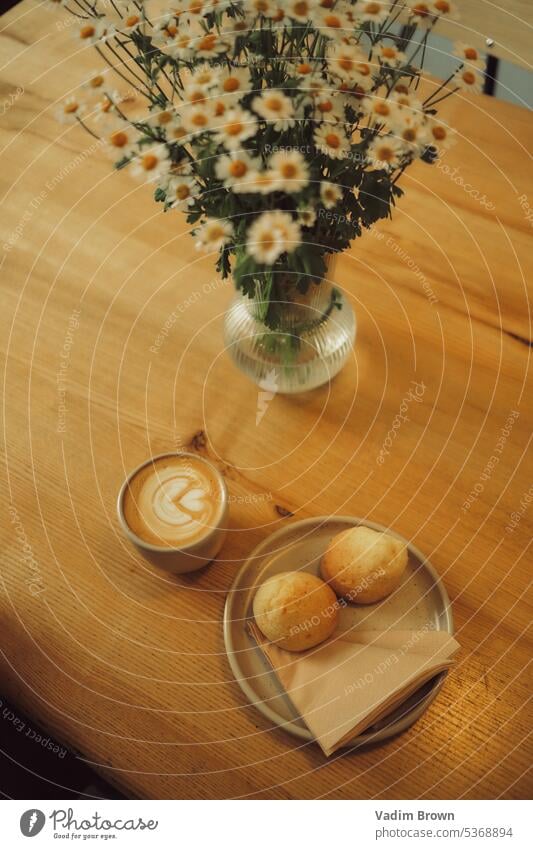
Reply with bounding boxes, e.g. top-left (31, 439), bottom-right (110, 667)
top-left (117, 452), bottom-right (228, 574)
